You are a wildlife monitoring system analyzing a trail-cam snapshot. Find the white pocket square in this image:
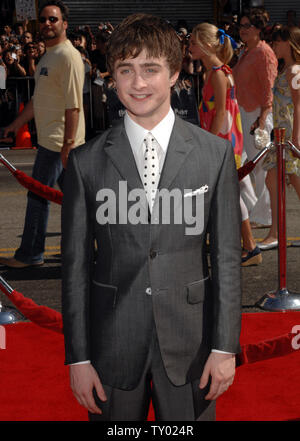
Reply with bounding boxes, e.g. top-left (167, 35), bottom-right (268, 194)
top-left (184, 185), bottom-right (209, 198)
